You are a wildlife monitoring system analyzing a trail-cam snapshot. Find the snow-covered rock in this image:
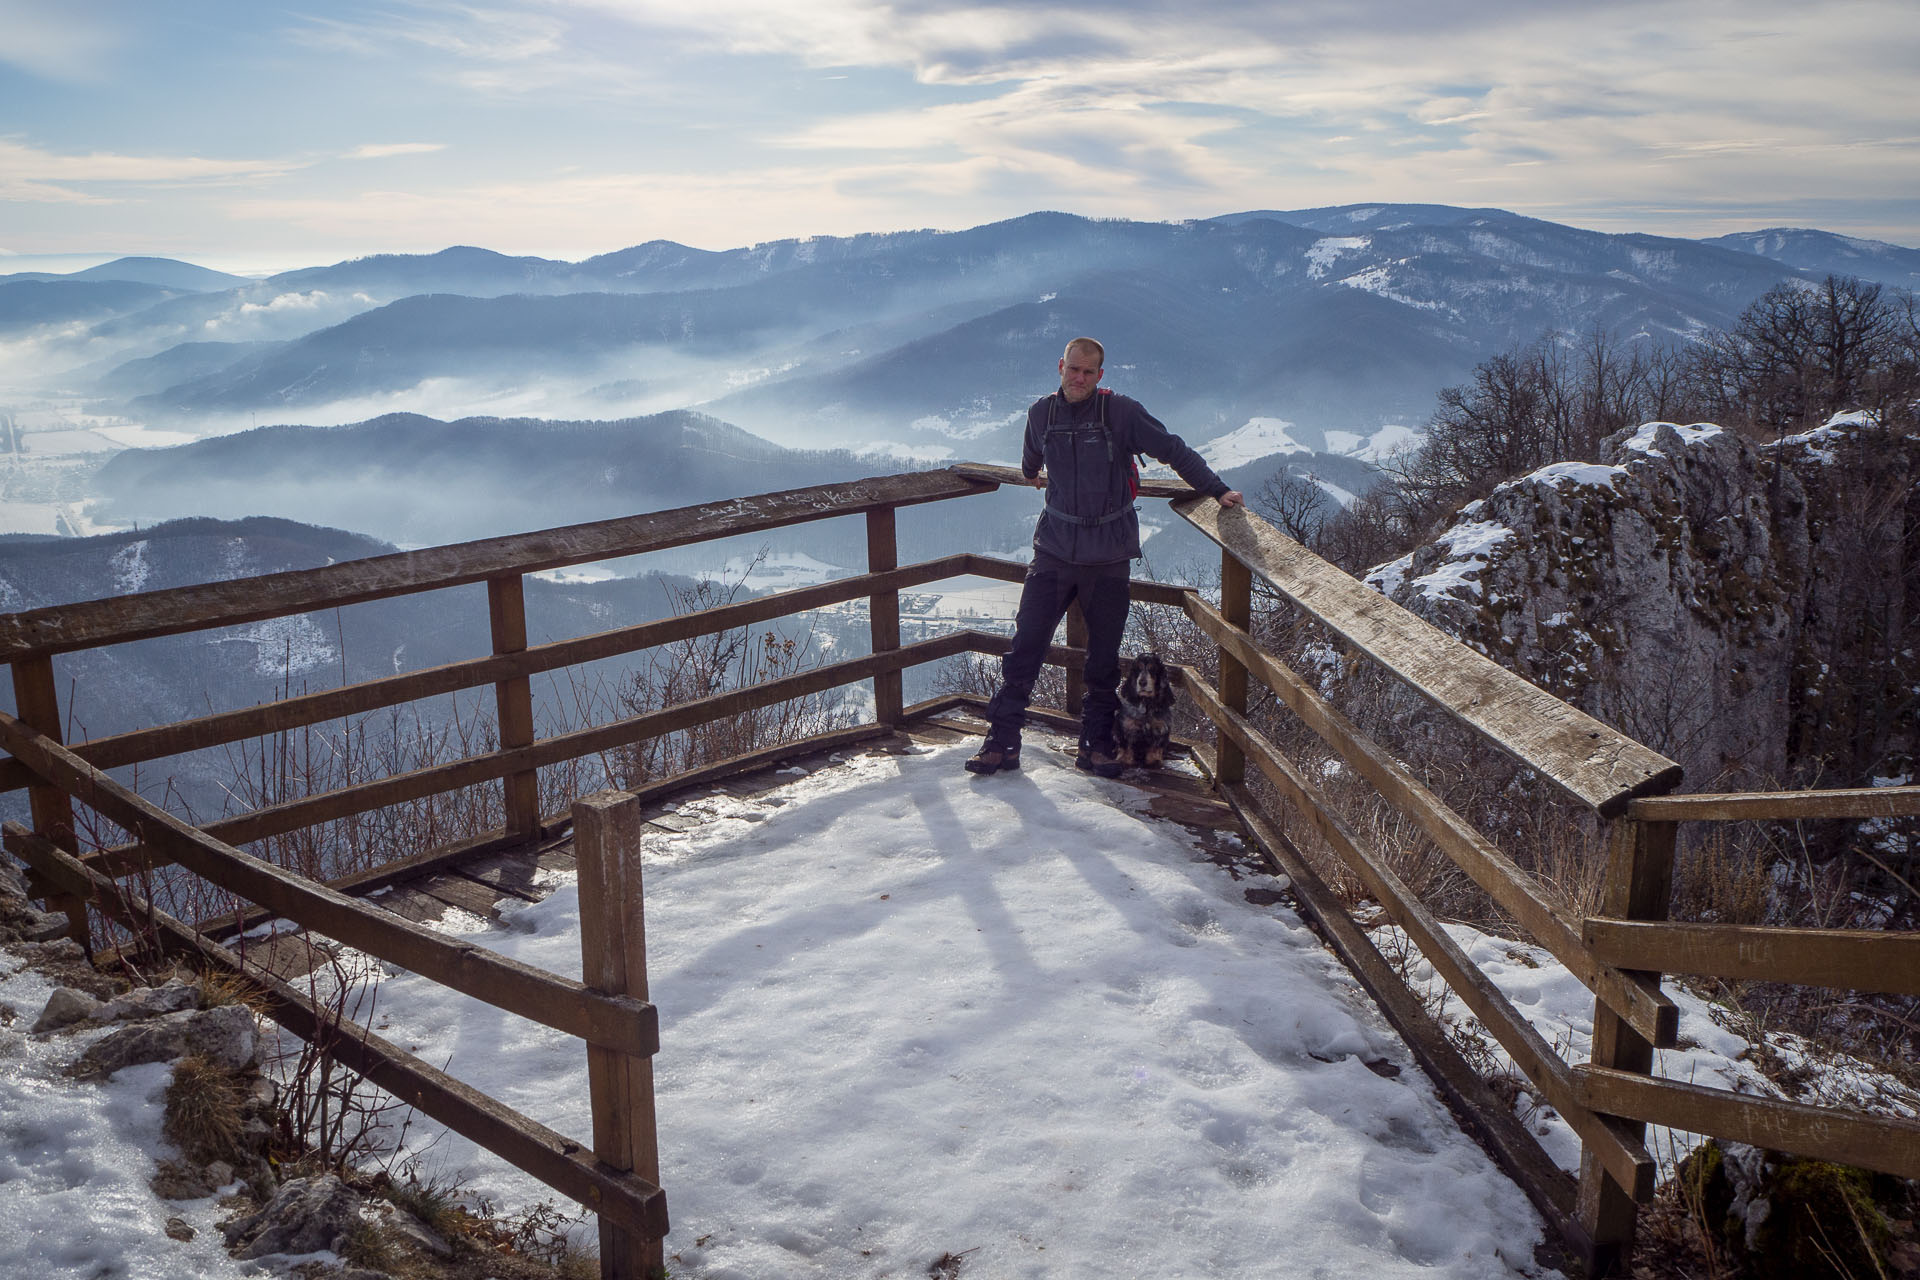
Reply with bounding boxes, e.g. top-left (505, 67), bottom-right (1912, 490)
top-left (1371, 414), bottom-right (1918, 788)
